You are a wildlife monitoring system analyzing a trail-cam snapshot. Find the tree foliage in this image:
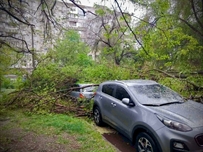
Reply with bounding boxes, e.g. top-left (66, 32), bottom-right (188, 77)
top-left (1, 0), bottom-right (203, 114)
top-left (88, 5), bottom-right (137, 65)
top-left (0, 45), bottom-right (22, 90)
top-left (52, 30), bottom-right (92, 67)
